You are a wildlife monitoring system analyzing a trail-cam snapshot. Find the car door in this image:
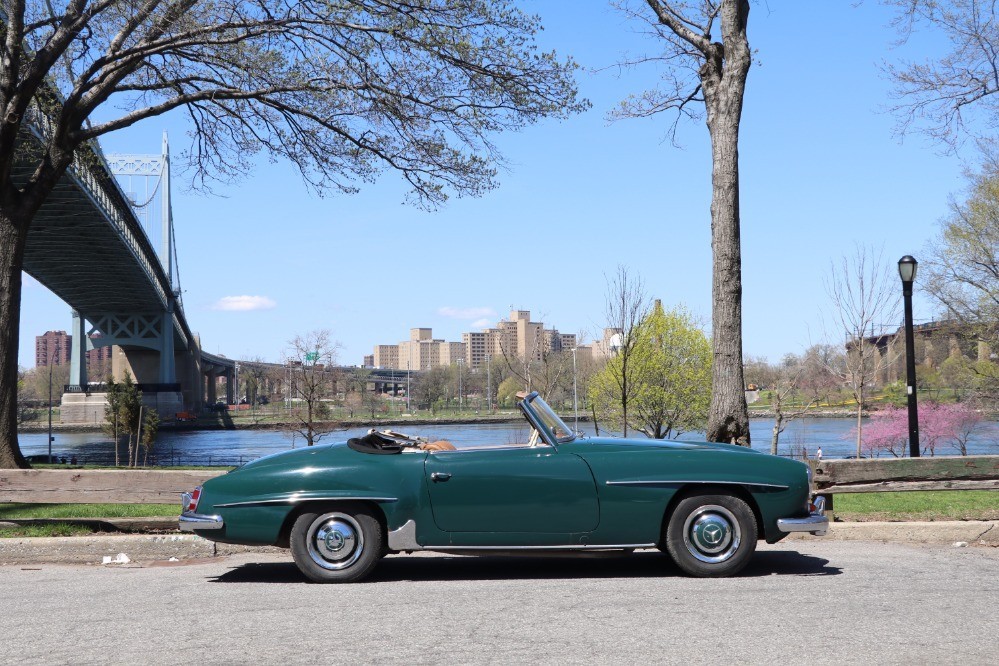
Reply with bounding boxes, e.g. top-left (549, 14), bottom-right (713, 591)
top-left (423, 447), bottom-right (599, 538)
